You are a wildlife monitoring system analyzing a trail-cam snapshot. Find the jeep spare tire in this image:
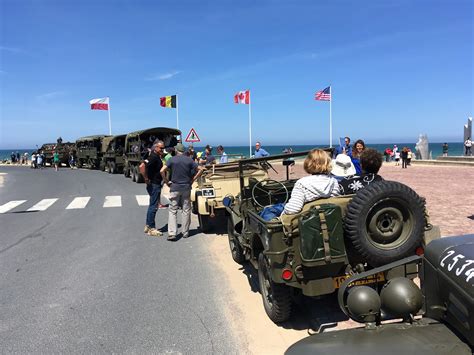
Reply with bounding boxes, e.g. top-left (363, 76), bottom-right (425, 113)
top-left (344, 181), bottom-right (425, 267)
